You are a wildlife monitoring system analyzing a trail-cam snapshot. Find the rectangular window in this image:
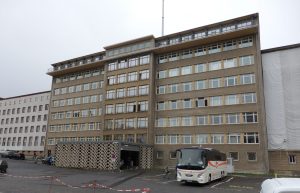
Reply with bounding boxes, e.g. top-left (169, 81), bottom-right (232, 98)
top-left (117, 88), bottom-right (126, 98)
top-left (196, 116), bottom-right (208, 125)
top-left (140, 55), bottom-right (150, 65)
top-left (239, 36), bottom-right (253, 48)
top-left (128, 72), bottom-right (138, 82)
top-left (138, 101), bottom-right (148, 112)
top-left (91, 82), bottom-right (99, 90)
top-left (208, 43), bottom-right (221, 54)
top-left (242, 93), bottom-right (257, 104)
top-left (75, 85), bottom-right (82, 92)
top-left (126, 118), bottom-right (136, 129)
top-left (223, 40), bottom-right (237, 51)
top-left (181, 66), bottom-right (192, 75)
top-left (244, 132), bottom-right (259, 144)
top-left (139, 85), bottom-right (149, 95)
top-left (247, 152), bottom-right (257, 161)
top-left (127, 87), bottom-right (137, 97)
top-left (156, 151), bottom-right (164, 159)
top-left (225, 76), bottom-right (238, 87)
top-left (129, 57), bottom-right (139, 67)
top-left (226, 113), bottom-right (240, 124)
top-left (183, 99), bottom-right (192, 108)
top-left (210, 96), bottom-right (222, 106)
top-left (158, 55), bottom-right (168, 64)
top-left (229, 152), bottom-right (239, 161)
top-left (209, 61), bottom-right (221, 71)
top-left (288, 155), bottom-right (297, 164)
top-left (107, 90), bottom-right (116, 99)
top-left (195, 134), bottom-right (208, 144)
top-left (182, 117), bottom-right (192, 126)
top-left (115, 119), bottom-right (125, 130)
top-left (209, 78), bottom-right (221, 88)
top-left (157, 86), bottom-right (166, 94)
top-left (127, 102), bottom-right (136, 113)
top-left (90, 95), bottom-right (97, 103)
top-left (194, 47), bottom-right (206, 56)
top-left (182, 49), bottom-right (193, 59)
top-left (108, 76), bottom-right (116, 85)
top-left (137, 117), bottom-right (148, 128)
top-left (241, 74), bottom-right (255, 85)
top-left (195, 63), bottom-right (206, 73)
top-left (118, 60), bottom-right (127, 69)
top-left (239, 55), bottom-right (254, 66)
top-left (169, 117), bottom-right (180, 127)
top-left (155, 135), bottom-right (165, 144)
top-left (169, 100), bottom-right (178, 110)
top-left (243, 112), bottom-right (258, 123)
top-left (228, 133), bottom-right (241, 144)
top-left (211, 134), bottom-right (224, 144)
top-left (140, 70), bottom-right (149, 80)
top-left (83, 83), bottom-right (90, 91)
top-left (116, 104), bottom-right (126, 114)
top-left (210, 114), bottom-right (223, 125)
top-left (158, 70), bottom-right (167, 79)
top-left (117, 74), bottom-right (127, 83)
top-left (108, 62), bottom-right (117, 71)
top-left (169, 84), bottom-right (178, 93)
top-left (195, 80), bottom-right (206, 90)
top-left (105, 105), bottom-right (115, 114)
top-left (183, 82), bottom-right (192, 92)
top-left (82, 96), bottom-right (90, 104)
top-left (156, 118), bottom-right (166, 127)
top-left (196, 97), bottom-right (208, 107)
top-left (182, 135), bottom-right (192, 144)
top-left (169, 135), bottom-right (179, 144)
top-left (169, 68), bottom-right (179, 77)
top-left (225, 94), bottom-right (239, 105)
